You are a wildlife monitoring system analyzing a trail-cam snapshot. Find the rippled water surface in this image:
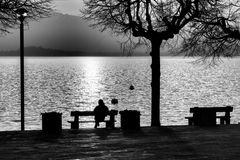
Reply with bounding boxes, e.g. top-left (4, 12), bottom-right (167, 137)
top-left (0, 57), bottom-right (152, 131)
top-left (1, 57), bottom-right (240, 131)
top-left (161, 57), bottom-right (240, 125)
